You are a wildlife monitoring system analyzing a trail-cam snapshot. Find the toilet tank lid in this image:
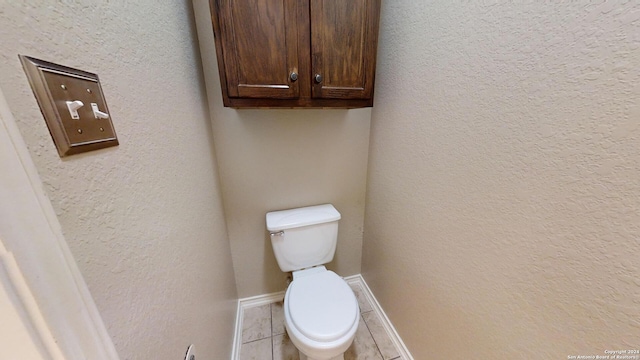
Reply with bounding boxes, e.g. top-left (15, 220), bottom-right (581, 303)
top-left (266, 204), bottom-right (341, 231)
